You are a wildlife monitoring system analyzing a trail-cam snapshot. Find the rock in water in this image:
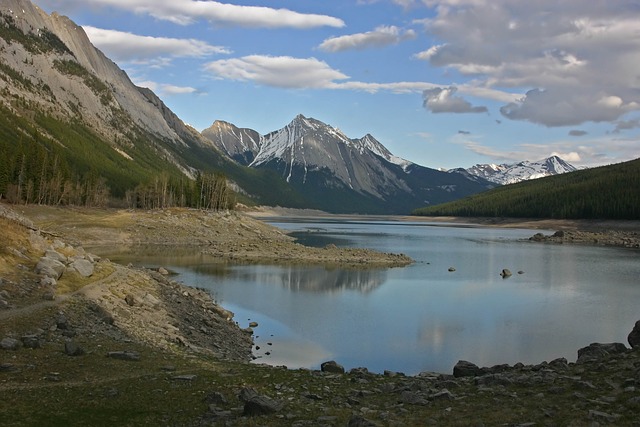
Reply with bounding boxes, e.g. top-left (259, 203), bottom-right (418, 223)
top-left (628, 320), bottom-right (640, 348)
top-left (500, 268), bottom-right (512, 278)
